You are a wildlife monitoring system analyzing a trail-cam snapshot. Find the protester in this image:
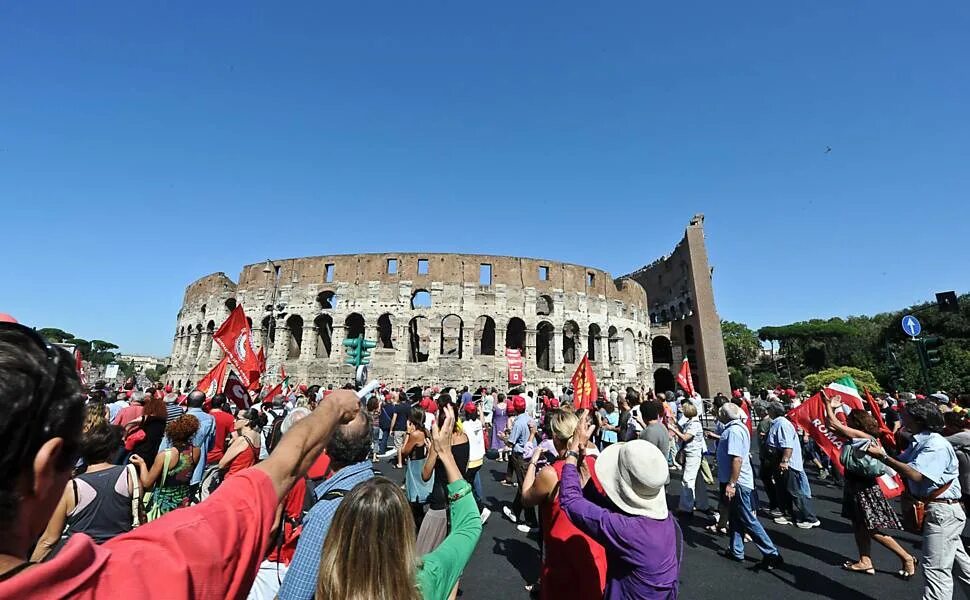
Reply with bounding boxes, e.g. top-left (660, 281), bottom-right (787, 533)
top-left (392, 392), bottom-right (412, 468)
top-left (639, 401), bottom-right (670, 457)
top-left (820, 397), bottom-right (912, 577)
top-left (419, 394), bottom-right (471, 553)
top-left (765, 402), bottom-right (821, 529)
top-left (462, 401), bottom-right (489, 520)
top-left (379, 391), bottom-right (396, 455)
top-left (112, 390), bottom-right (145, 426)
top-left (491, 393), bottom-right (510, 461)
top-left (503, 395), bottom-right (538, 533)
top-left (158, 390), bottom-right (214, 496)
top-left (866, 399), bottom-right (969, 599)
top-left (218, 408), bottom-right (264, 479)
top-left (32, 422), bottom-right (135, 560)
top-left (130, 414), bottom-right (200, 517)
top-left (520, 409), bottom-right (607, 599)
top-left (207, 393), bottom-right (236, 463)
top-left (401, 405), bottom-right (434, 527)
top-left (669, 399), bottom-right (710, 516)
top-left (125, 394), bottom-right (169, 468)
top-left (714, 402), bottom-right (783, 569)
top-left (314, 405), bottom-right (482, 600)
top-left (599, 401), bottom-right (620, 449)
top-left (278, 411), bottom-right (375, 600)
top-left (559, 410), bottom-right (681, 598)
